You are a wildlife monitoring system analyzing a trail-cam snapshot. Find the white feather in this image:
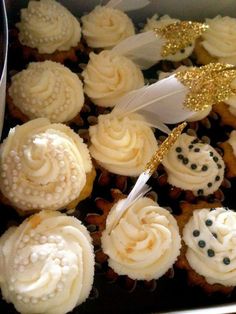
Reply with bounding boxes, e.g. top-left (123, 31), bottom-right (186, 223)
top-left (105, 0), bottom-right (150, 12)
top-left (112, 75), bottom-right (195, 124)
top-left (112, 31), bottom-right (164, 69)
